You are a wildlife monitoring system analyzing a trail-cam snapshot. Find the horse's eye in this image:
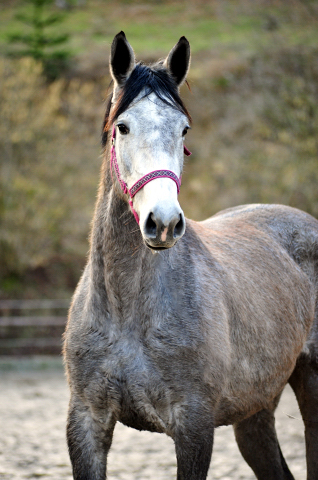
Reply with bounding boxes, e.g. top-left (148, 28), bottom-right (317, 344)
top-left (182, 127), bottom-right (189, 136)
top-left (117, 124), bottom-right (129, 135)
